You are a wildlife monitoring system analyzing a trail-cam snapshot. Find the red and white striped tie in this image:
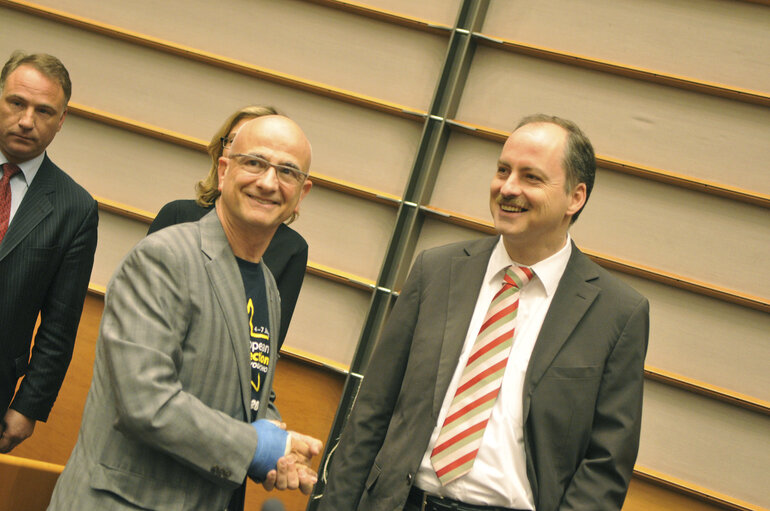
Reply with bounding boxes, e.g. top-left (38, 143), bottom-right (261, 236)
top-left (430, 265), bottom-right (534, 485)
